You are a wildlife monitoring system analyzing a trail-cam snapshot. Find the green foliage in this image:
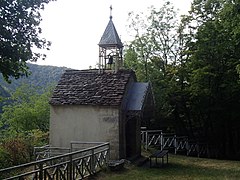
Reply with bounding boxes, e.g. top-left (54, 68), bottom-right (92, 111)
top-left (0, 147), bottom-right (11, 169)
top-left (0, 0), bottom-right (55, 82)
top-left (125, 1), bottom-right (186, 130)
top-left (1, 138), bottom-right (30, 166)
top-left (0, 129), bottom-right (48, 169)
top-left (0, 63), bottom-right (68, 93)
top-left (0, 85), bottom-right (10, 98)
top-left (0, 63), bottom-right (66, 114)
top-left (0, 85), bottom-right (10, 113)
top-left (0, 83), bottom-right (51, 169)
top-left (184, 0), bottom-right (240, 158)
top-left (27, 129), bottom-right (49, 147)
top-left (0, 63), bottom-right (64, 167)
top-left (126, 0), bottom-right (240, 159)
top-left (1, 84), bottom-right (52, 133)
